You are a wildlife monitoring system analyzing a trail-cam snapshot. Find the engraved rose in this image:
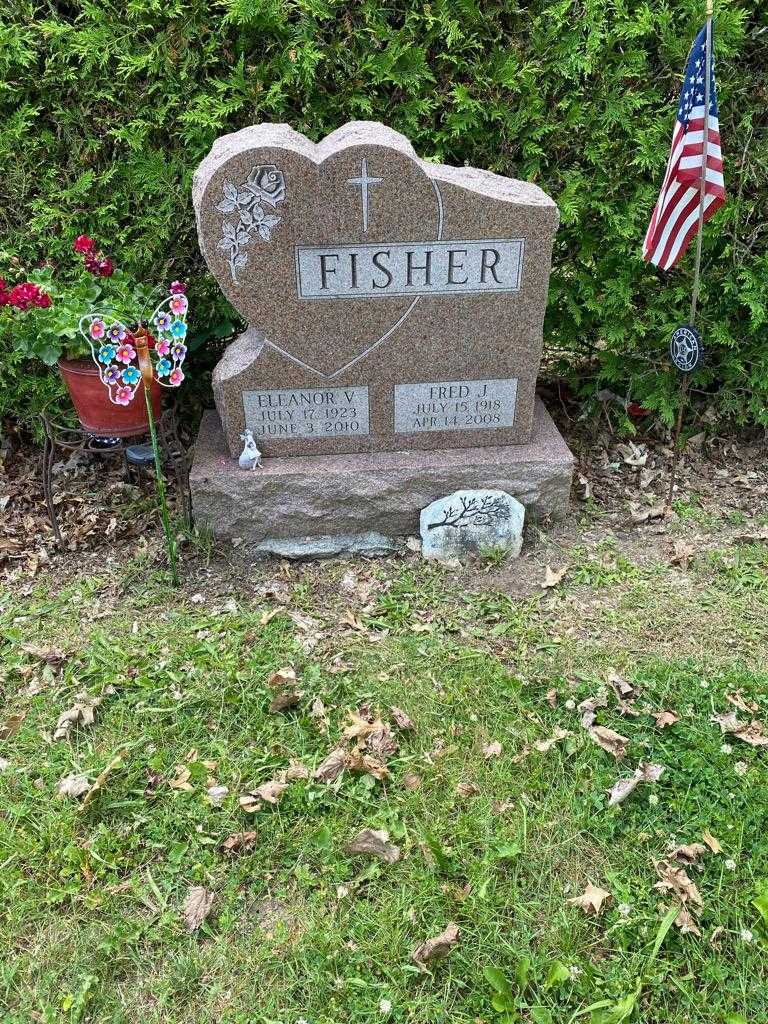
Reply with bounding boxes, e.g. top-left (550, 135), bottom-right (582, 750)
top-left (246, 165), bottom-right (285, 206)
top-left (215, 164), bottom-right (286, 283)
